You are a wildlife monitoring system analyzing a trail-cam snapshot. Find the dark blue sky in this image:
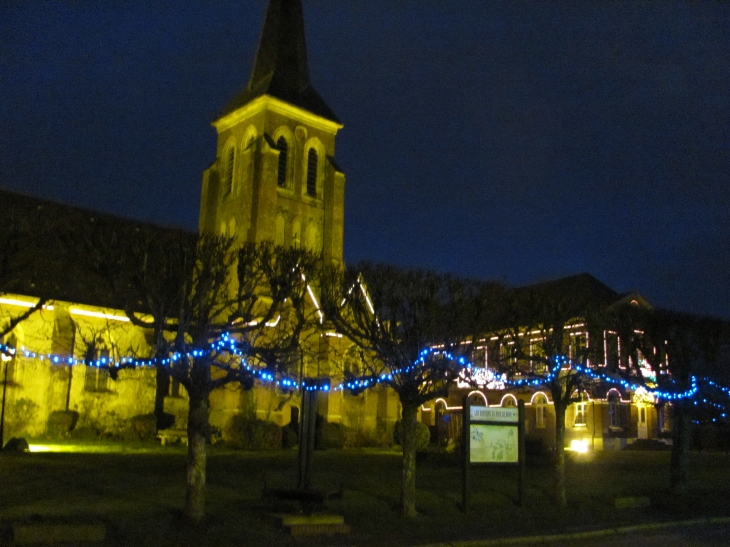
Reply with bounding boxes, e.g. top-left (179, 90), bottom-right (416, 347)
top-left (1, 1), bottom-right (728, 318)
